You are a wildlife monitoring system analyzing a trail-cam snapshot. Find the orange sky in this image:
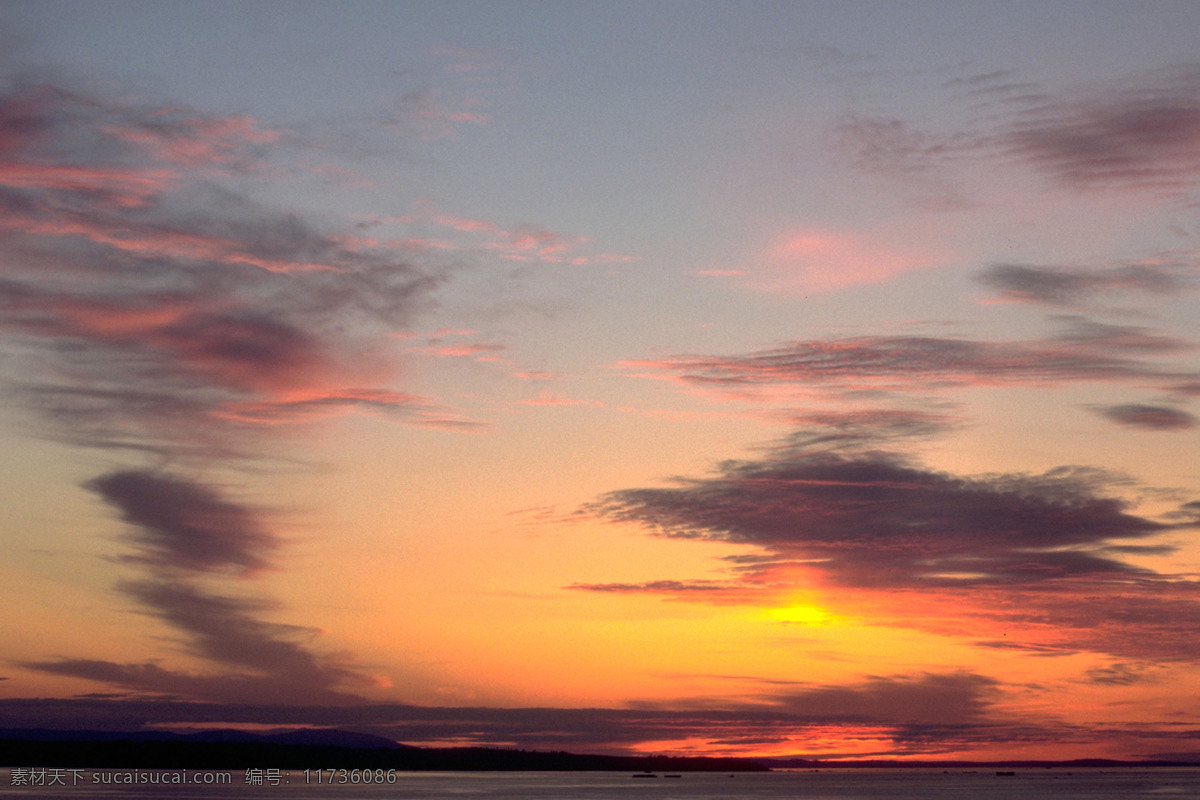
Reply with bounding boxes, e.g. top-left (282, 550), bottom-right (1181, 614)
top-left (3, 1), bottom-right (1200, 762)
